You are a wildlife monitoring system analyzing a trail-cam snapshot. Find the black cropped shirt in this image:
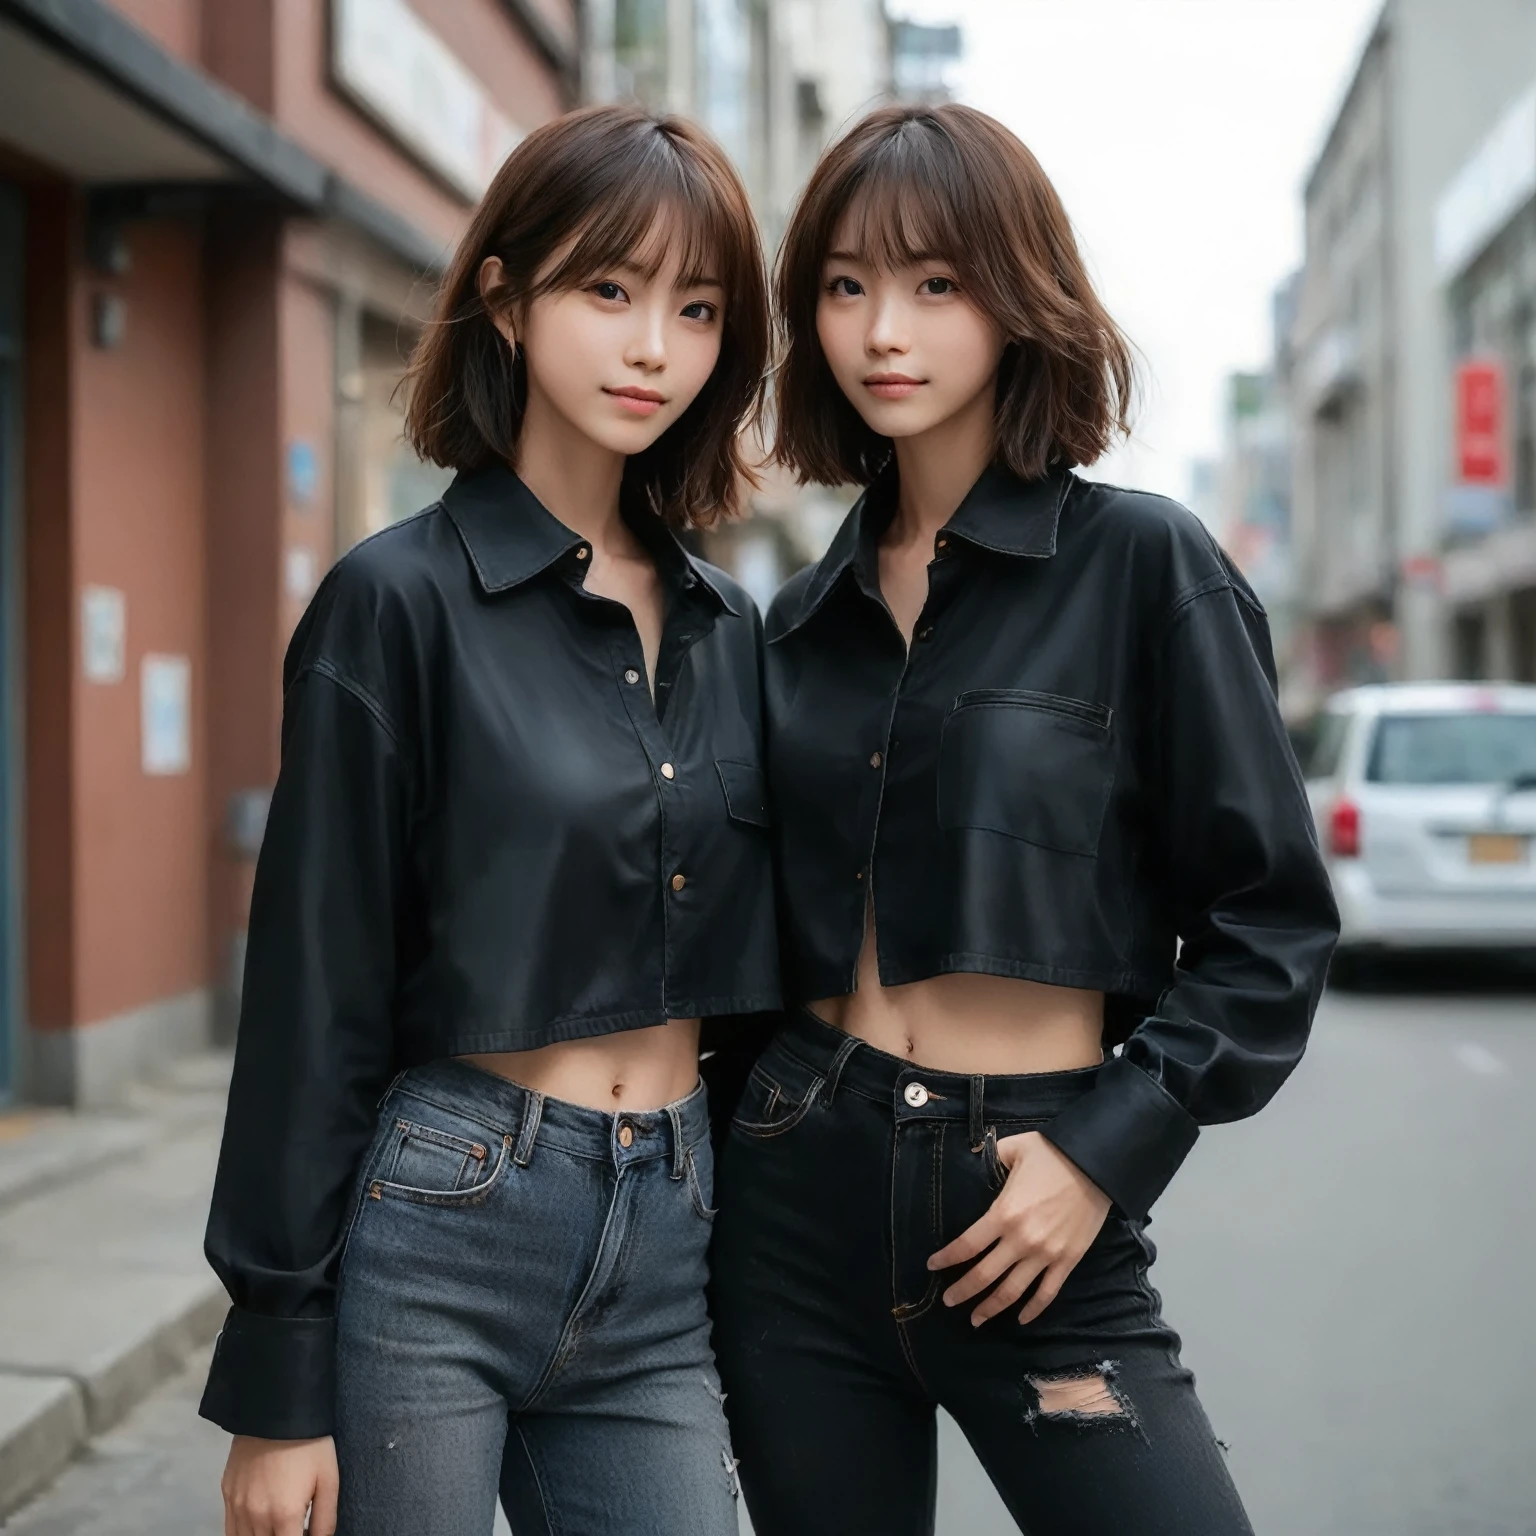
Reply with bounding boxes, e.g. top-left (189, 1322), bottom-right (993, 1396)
top-left (763, 463), bottom-right (1338, 1222)
top-left (200, 461), bottom-right (779, 1439)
